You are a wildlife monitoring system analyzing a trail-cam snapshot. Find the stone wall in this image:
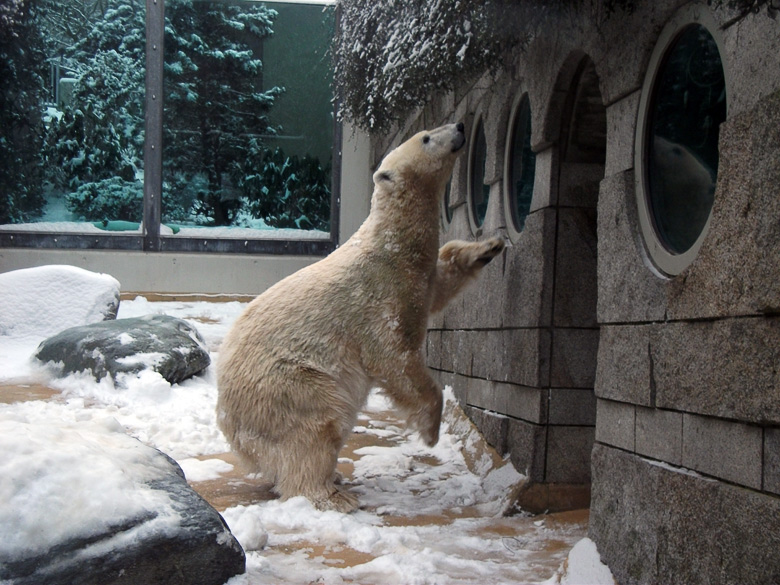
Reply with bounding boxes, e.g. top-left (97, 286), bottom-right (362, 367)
top-left (370, 1), bottom-right (780, 582)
